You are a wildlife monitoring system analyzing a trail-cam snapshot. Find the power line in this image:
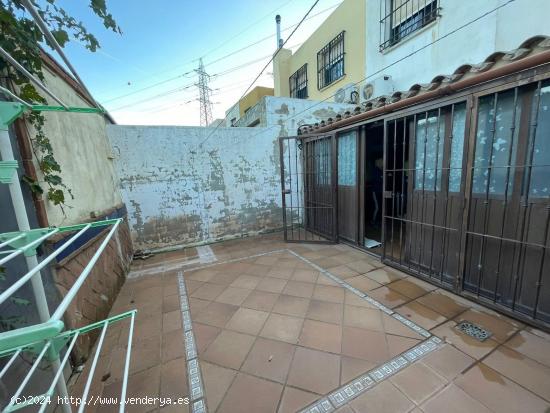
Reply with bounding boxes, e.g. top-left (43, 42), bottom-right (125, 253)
top-left (195, 0), bottom-right (321, 149)
top-left (196, 58), bottom-right (213, 126)
top-left (222, 0), bottom-right (519, 143)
